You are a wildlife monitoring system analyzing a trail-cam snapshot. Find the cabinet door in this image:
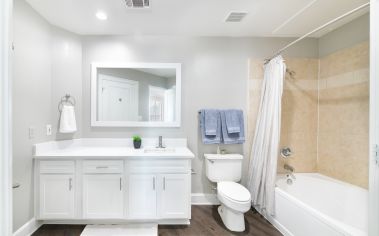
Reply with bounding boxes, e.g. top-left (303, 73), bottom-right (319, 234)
top-left (83, 174), bottom-right (124, 219)
top-left (39, 174), bottom-right (74, 219)
top-left (128, 174), bottom-right (157, 219)
top-left (159, 174), bottom-right (190, 219)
